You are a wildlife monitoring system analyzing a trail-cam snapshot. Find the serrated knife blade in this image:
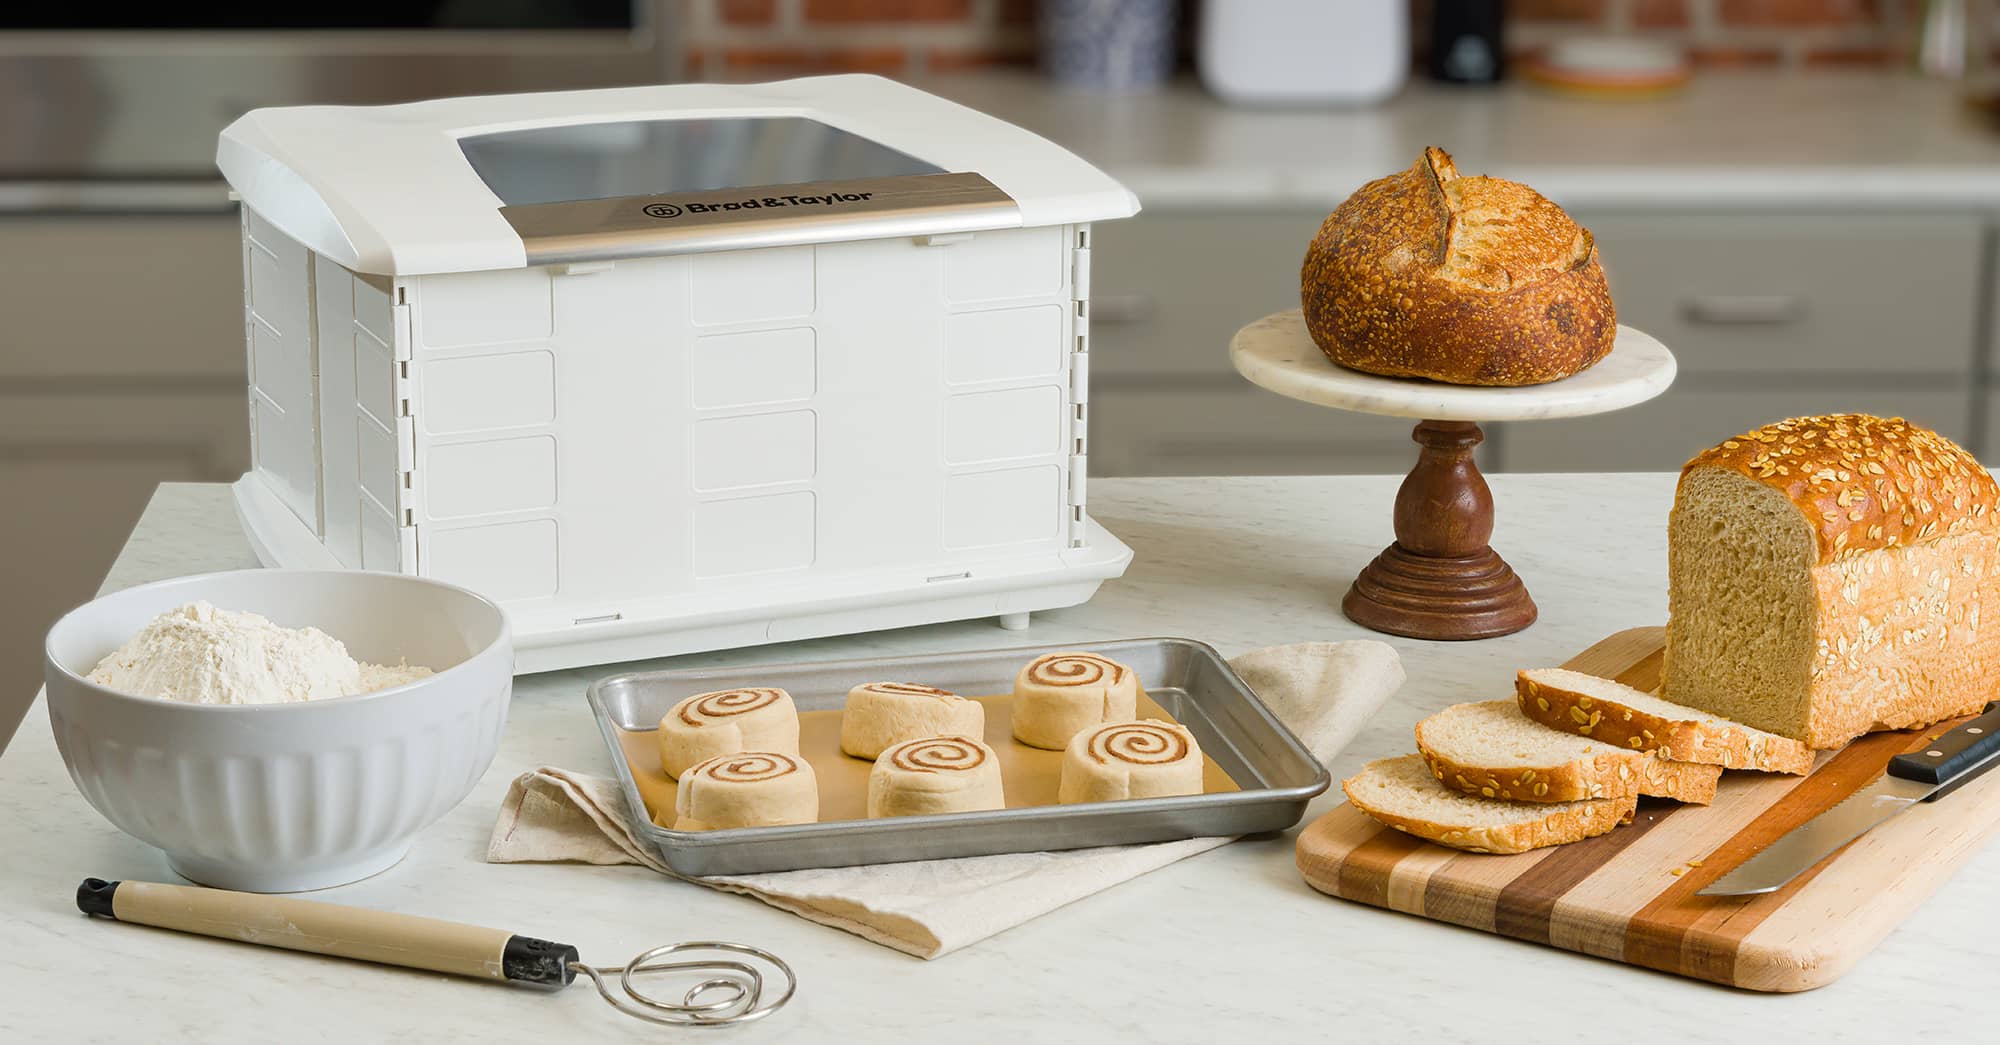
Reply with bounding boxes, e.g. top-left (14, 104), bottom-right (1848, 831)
top-left (1698, 701), bottom-right (2000, 898)
top-left (1697, 772), bottom-right (1933, 896)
